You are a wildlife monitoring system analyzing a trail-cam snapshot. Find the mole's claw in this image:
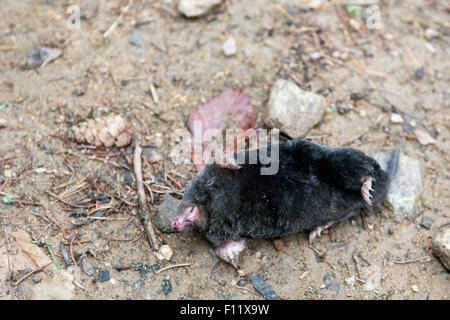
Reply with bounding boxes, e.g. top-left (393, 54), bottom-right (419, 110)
top-left (215, 239), bottom-right (246, 268)
top-left (309, 222), bottom-right (334, 244)
top-left (361, 176), bottom-right (375, 206)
